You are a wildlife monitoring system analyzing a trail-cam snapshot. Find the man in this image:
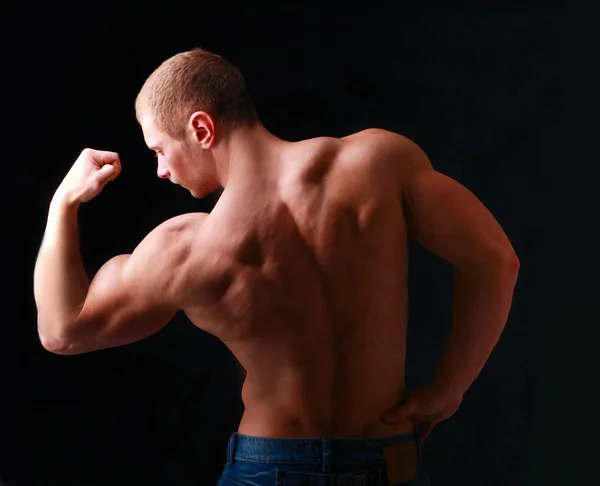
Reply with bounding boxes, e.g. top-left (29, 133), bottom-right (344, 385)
top-left (34, 49), bottom-right (519, 485)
